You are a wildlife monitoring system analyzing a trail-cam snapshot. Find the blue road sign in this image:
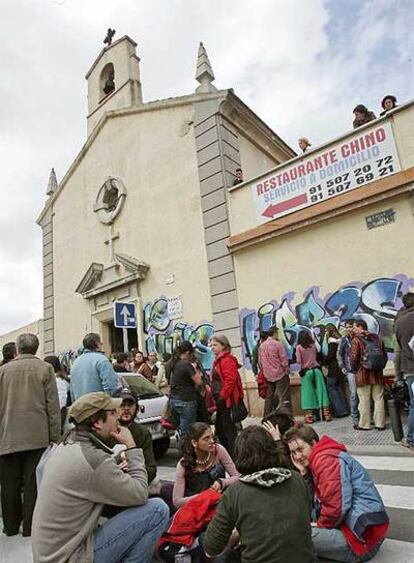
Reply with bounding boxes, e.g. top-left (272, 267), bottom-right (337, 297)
top-left (114, 301), bottom-right (137, 329)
